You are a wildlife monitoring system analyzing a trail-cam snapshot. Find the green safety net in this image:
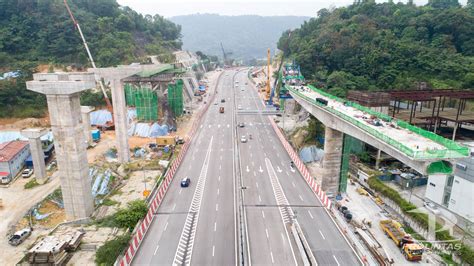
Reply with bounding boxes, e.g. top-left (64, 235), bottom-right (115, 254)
top-left (135, 87), bottom-right (158, 122)
top-left (286, 85), bottom-right (469, 160)
top-left (124, 84), bottom-right (135, 106)
top-left (340, 135), bottom-right (365, 192)
top-left (427, 161), bottom-right (453, 175)
top-left (168, 79), bottom-right (184, 117)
